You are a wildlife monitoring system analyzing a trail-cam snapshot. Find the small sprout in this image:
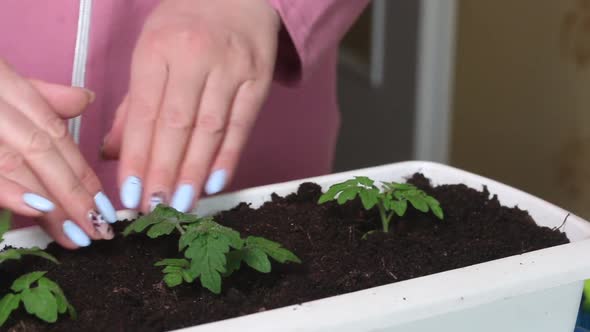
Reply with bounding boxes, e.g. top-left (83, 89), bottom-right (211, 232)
top-left (0, 211), bottom-right (75, 326)
top-left (318, 177), bottom-right (444, 233)
top-left (125, 205), bottom-right (301, 294)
